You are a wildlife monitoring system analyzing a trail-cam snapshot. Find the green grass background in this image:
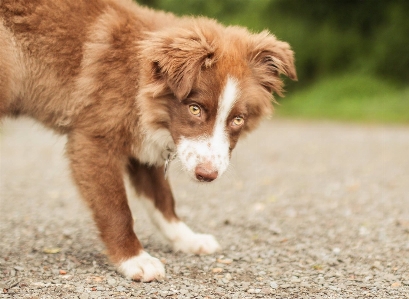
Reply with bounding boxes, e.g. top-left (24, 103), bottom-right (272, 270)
top-left (276, 74), bottom-right (409, 124)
